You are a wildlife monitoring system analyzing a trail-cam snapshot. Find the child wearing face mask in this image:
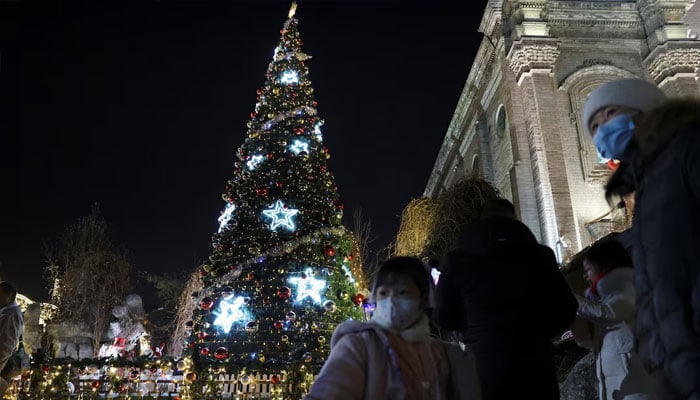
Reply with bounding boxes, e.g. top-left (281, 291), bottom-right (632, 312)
top-left (305, 257), bottom-right (481, 400)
